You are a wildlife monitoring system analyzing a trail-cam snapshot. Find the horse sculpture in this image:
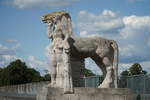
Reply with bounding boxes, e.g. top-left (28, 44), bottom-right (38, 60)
top-left (42, 11), bottom-right (119, 89)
